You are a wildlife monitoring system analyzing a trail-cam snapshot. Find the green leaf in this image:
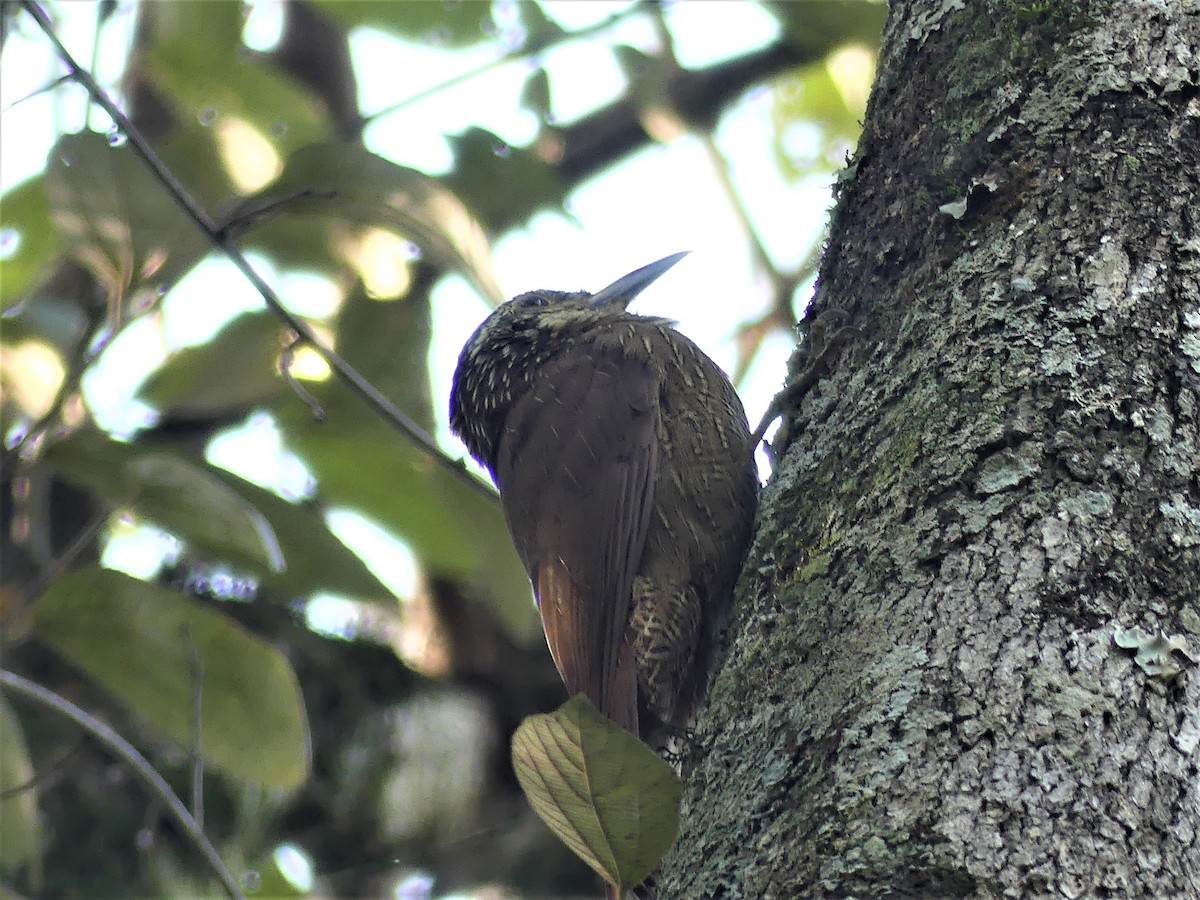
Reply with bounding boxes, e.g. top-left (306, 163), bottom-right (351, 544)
top-left (240, 141), bottom-right (504, 303)
top-left (140, 2), bottom-right (329, 158)
top-left (278, 405), bottom-right (540, 641)
top-left (0, 176), bottom-right (62, 310)
top-left (511, 695), bottom-right (681, 892)
top-left (32, 567), bottom-right (311, 787)
top-left (44, 430), bottom-right (396, 603)
top-left (139, 313), bottom-right (287, 420)
top-left (0, 693), bottom-right (43, 889)
top-left (44, 432), bottom-right (284, 576)
top-left (44, 132), bottom-right (209, 317)
top-left (311, 0), bottom-right (495, 48)
top-left (210, 468), bottom-right (397, 604)
top-left (446, 127), bottom-right (566, 234)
